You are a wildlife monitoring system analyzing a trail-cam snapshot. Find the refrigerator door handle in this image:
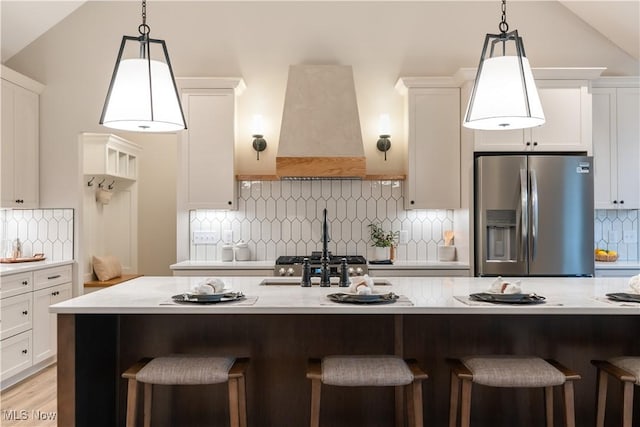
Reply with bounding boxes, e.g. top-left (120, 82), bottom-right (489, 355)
top-left (519, 168), bottom-right (528, 262)
top-left (531, 168), bottom-right (539, 260)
